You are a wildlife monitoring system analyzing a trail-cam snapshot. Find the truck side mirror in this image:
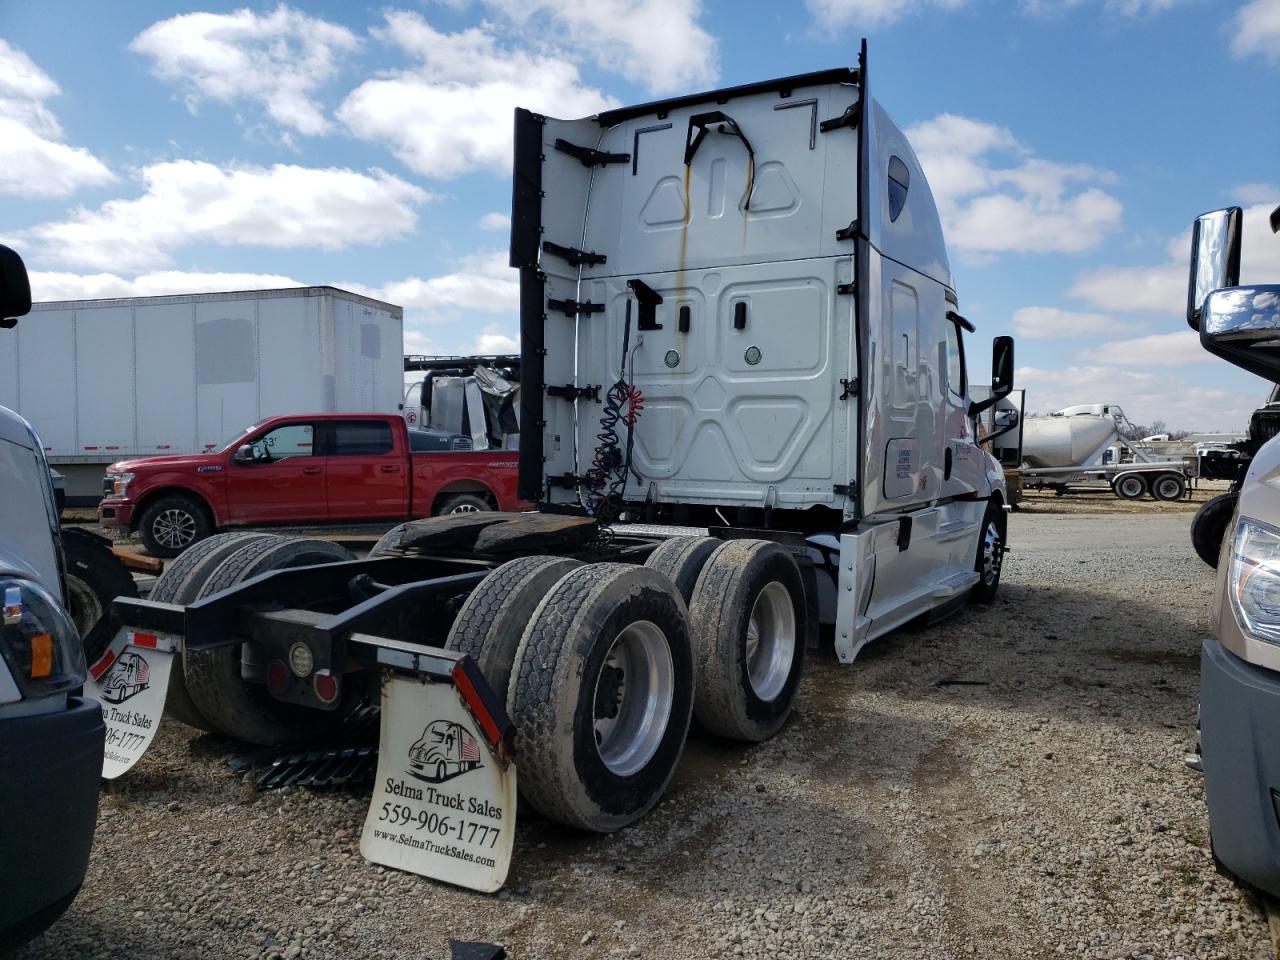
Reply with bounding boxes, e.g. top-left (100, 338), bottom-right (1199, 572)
top-left (0, 244), bottom-right (32, 327)
top-left (234, 444), bottom-right (255, 463)
top-left (1187, 207), bottom-right (1242, 330)
top-left (968, 336), bottom-right (1015, 417)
